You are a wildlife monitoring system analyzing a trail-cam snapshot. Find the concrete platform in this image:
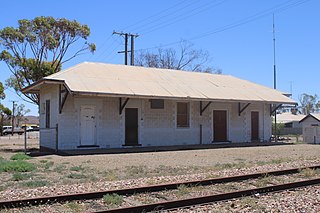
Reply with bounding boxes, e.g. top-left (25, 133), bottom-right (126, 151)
top-left (30, 142), bottom-right (293, 157)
